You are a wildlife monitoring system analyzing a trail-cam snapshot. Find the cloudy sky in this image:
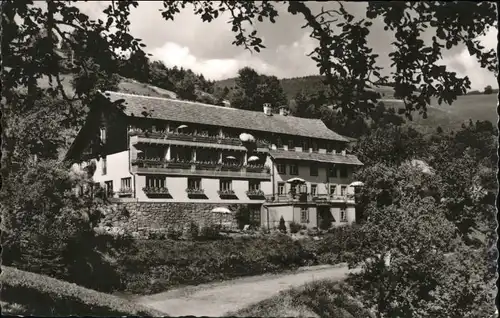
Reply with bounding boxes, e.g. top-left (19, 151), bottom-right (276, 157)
top-left (77, 1), bottom-right (497, 90)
